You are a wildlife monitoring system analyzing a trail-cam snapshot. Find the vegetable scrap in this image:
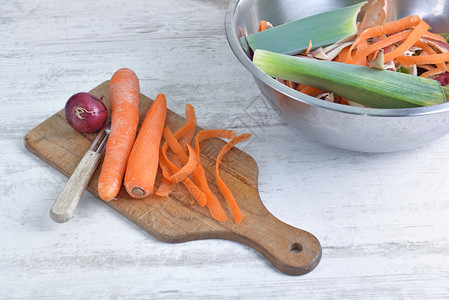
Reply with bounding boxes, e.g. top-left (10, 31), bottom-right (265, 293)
top-left (249, 0), bottom-right (449, 108)
top-left (215, 133), bottom-right (251, 223)
top-left (253, 49), bottom-right (446, 108)
top-left (246, 2), bottom-right (364, 56)
top-left (96, 68), bottom-right (250, 223)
